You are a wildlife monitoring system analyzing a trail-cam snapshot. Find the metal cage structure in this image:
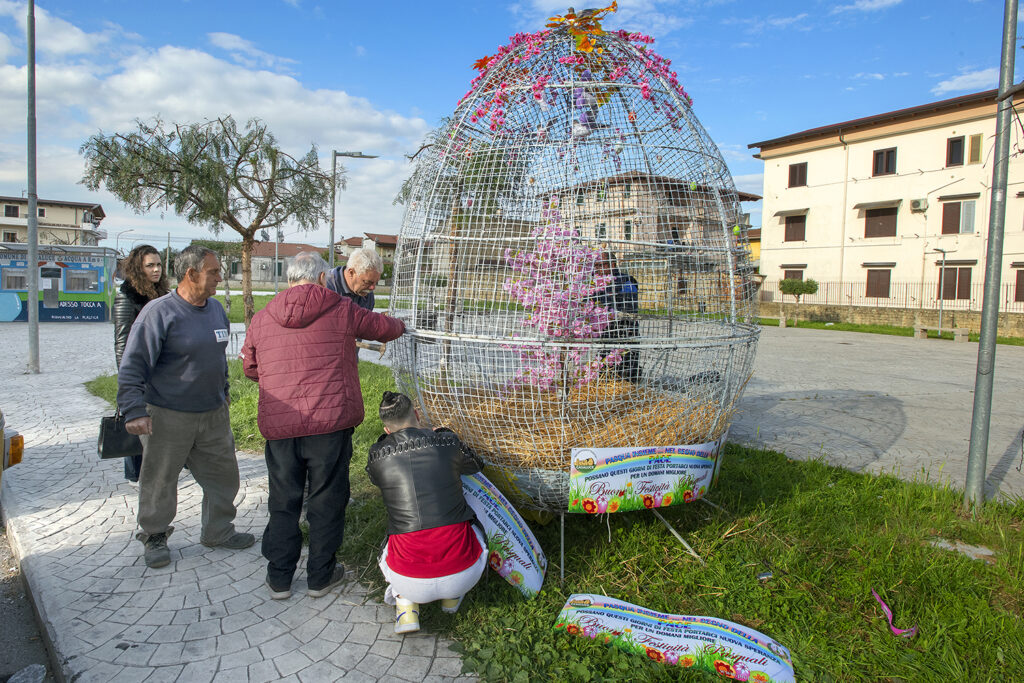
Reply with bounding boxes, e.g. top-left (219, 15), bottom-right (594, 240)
top-left (388, 14), bottom-right (760, 512)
